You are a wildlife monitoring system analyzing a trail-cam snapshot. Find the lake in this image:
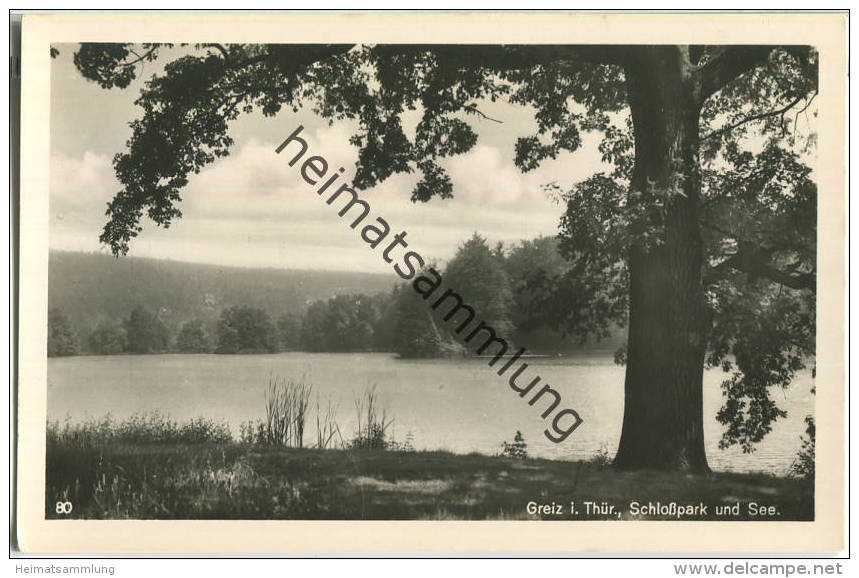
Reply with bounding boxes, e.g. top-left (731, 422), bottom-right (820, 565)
top-left (46, 352), bottom-right (814, 474)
